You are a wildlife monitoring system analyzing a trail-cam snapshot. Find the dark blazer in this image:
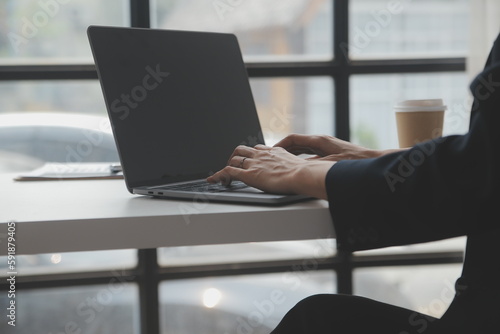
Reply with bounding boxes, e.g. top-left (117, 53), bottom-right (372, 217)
top-left (326, 34), bottom-right (500, 332)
